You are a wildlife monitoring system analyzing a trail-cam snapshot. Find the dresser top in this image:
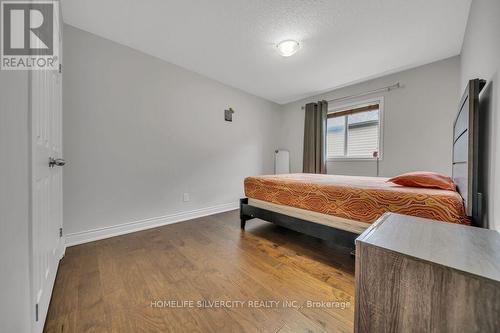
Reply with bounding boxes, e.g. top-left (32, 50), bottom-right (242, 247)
top-left (356, 213), bottom-right (500, 282)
